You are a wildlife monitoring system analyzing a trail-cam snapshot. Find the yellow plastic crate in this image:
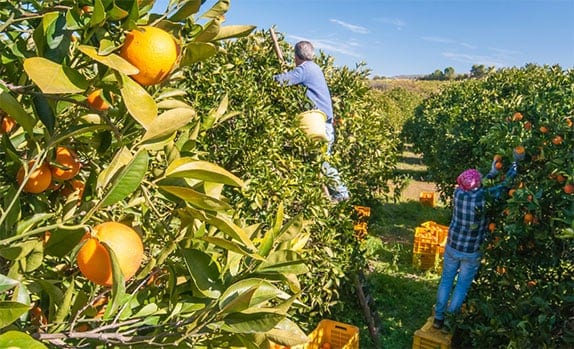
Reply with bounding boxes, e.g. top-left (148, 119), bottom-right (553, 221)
top-left (412, 317), bottom-right (451, 349)
top-left (419, 192), bottom-right (436, 207)
top-left (292, 319), bottom-right (359, 349)
top-left (413, 222), bottom-right (448, 271)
